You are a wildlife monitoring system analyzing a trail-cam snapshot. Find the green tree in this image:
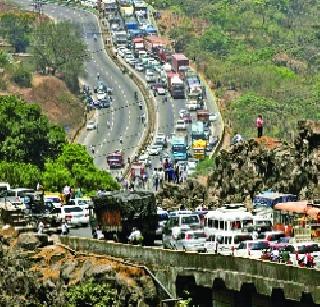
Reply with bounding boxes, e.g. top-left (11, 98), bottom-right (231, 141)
top-left (42, 161), bottom-right (74, 192)
top-left (0, 95), bottom-right (66, 167)
top-left (31, 21), bottom-right (89, 92)
top-left (66, 280), bottom-right (117, 307)
top-left (0, 162), bottom-right (40, 188)
top-left (11, 64), bottom-right (32, 87)
top-left (0, 13), bottom-right (34, 53)
top-left (43, 144), bottom-right (119, 193)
